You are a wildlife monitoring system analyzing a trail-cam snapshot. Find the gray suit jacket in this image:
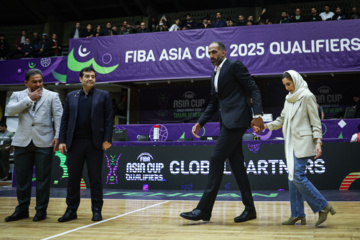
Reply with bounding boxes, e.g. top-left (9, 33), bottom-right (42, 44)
top-left (5, 88), bottom-right (63, 148)
top-left (267, 91), bottom-right (322, 158)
